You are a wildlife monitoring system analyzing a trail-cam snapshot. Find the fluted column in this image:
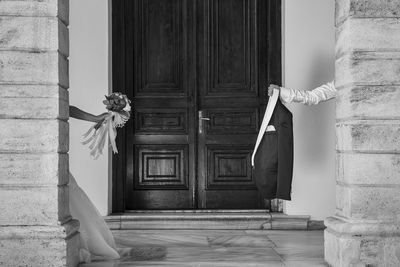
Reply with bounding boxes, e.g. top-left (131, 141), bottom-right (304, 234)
top-left (0, 0), bottom-right (79, 266)
top-left (325, 0), bottom-right (400, 266)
